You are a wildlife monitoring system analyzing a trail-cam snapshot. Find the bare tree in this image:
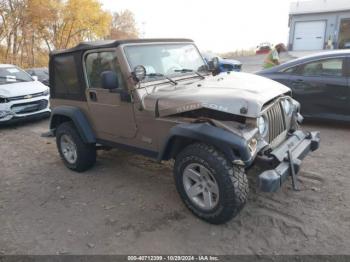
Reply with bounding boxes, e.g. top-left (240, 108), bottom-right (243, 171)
top-left (108, 9), bottom-right (139, 40)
